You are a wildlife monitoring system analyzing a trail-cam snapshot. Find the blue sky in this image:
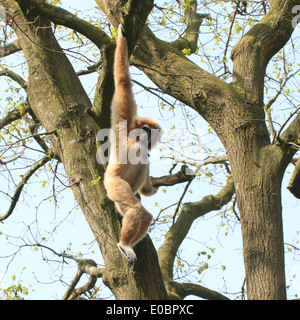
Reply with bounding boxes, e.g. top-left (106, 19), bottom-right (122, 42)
top-left (0, 0), bottom-right (299, 300)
